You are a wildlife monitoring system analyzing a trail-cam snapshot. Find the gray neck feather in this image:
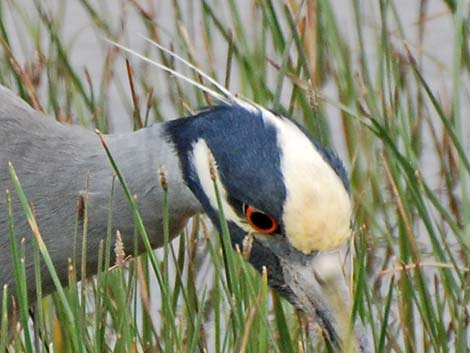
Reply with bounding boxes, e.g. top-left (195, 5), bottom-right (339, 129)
top-left (0, 85), bottom-right (202, 301)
